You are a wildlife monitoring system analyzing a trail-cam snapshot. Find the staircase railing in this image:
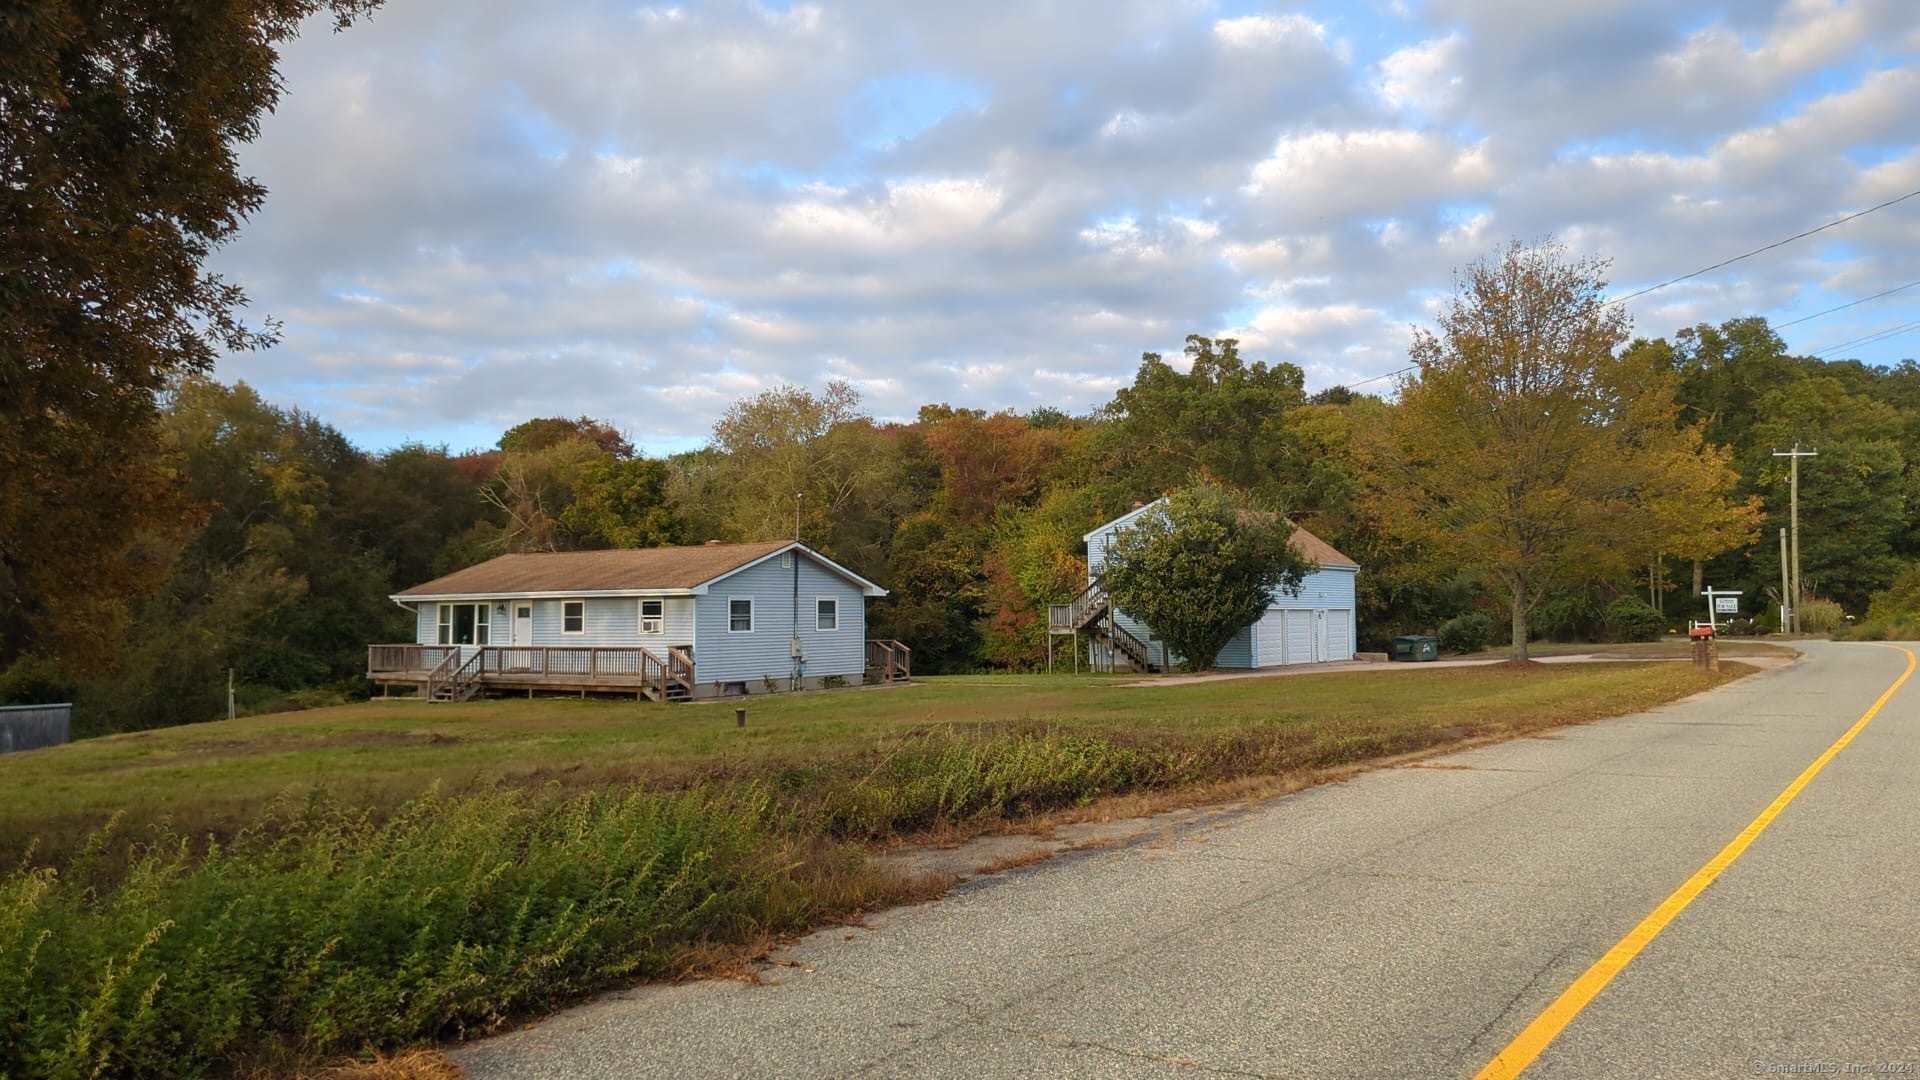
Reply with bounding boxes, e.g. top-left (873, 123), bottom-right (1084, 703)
top-left (1048, 579), bottom-right (1160, 672)
top-left (446, 648), bottom-right (485, 701)
top-left (423, 648), bottom-right (460, 701)
top-left (866, 639), bottom-right (911, 682)
top-left (667, 646), bottom-right (695, 698)
top-left (1106, 620), bottom-right (1155, 672)
top-left (1049, 581), bottom-right (1110, 632)
top-left (640, 649), bottom-right (666, 700)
